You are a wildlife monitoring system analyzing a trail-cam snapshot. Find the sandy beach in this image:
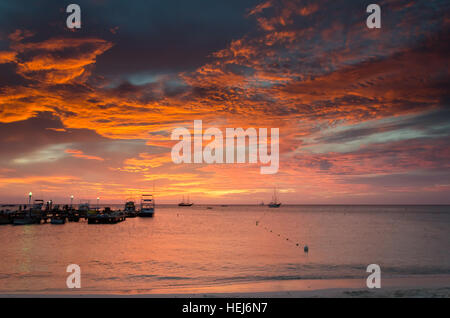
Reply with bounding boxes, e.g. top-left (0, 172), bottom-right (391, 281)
top-left (2, 275), bottom-right (449, 298)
